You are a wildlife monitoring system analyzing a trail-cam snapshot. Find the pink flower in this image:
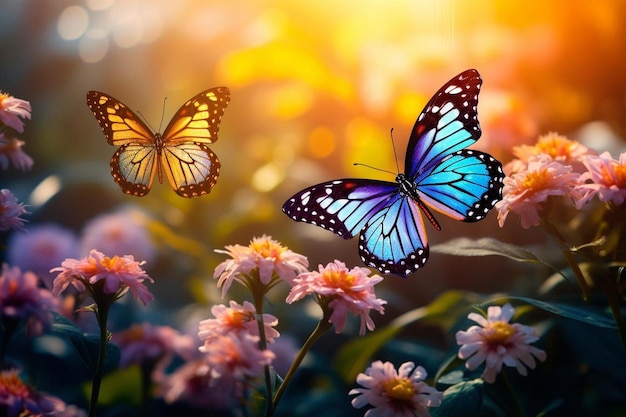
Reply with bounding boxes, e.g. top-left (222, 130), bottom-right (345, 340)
top-left (456, 303), bottom-right (547, 384)
top-left (349, 360), bottom-right (443, 417)
top-left (214, 235), bottom-right (309, 297)
top-left (7, 223), bottom-right (79, 287)
top-left (198, 300), bottom-right (280, 344)
top-left (575, 151), bottom-right (626, 207)
top-left (505, 132), bottom-right (594, 175)
top-left (495, 156), bottom-right (581, 228)
top-left (201, 333), bottom-right (275, 381)
top-left (286, 260), bottom-right (386, 335)
top-left (112, 323), bottom-right (195, 368)
top-left (80, 210), bottom-right (156, 263)
top-left (0, 189), bottom-right (28, 231)
top-left (157, 358), bottom-right (240, 410)
top-left (50, 249), bottom-right (154, 306)
top-left (0, 133), bottom-right (33, 171)
top-left (0, 264), bottom-right (58, 336)
top-left (0, 91), bottom-right (31, 133)
top-left (0, 367), bottom-right (65, 417)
